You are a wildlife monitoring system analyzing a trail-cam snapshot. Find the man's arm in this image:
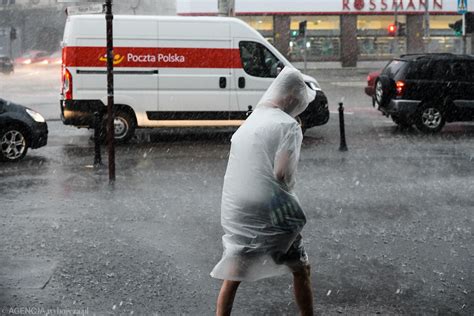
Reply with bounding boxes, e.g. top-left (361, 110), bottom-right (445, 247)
top-left (274, 150), bottom-right (291, 184)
